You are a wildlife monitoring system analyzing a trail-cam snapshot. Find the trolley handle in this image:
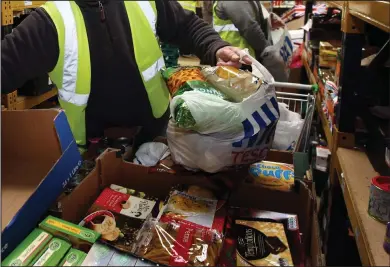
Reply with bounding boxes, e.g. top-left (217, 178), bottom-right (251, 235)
top-left (270, 82), bottom-right (318, 93)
